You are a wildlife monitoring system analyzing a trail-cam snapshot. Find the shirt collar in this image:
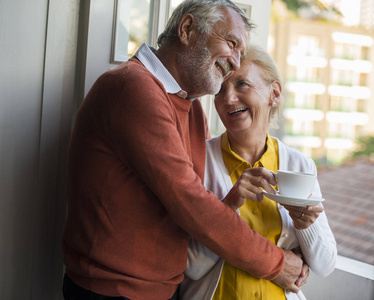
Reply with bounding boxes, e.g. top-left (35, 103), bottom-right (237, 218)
top-left (221, 131), bottom-right (277, 176)
top-left (135, 43), bottom-right (189, 99)
top-left (261, 132), bottom-right (277, 170)
top-left (221, 132), bottom-right (246, 176)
